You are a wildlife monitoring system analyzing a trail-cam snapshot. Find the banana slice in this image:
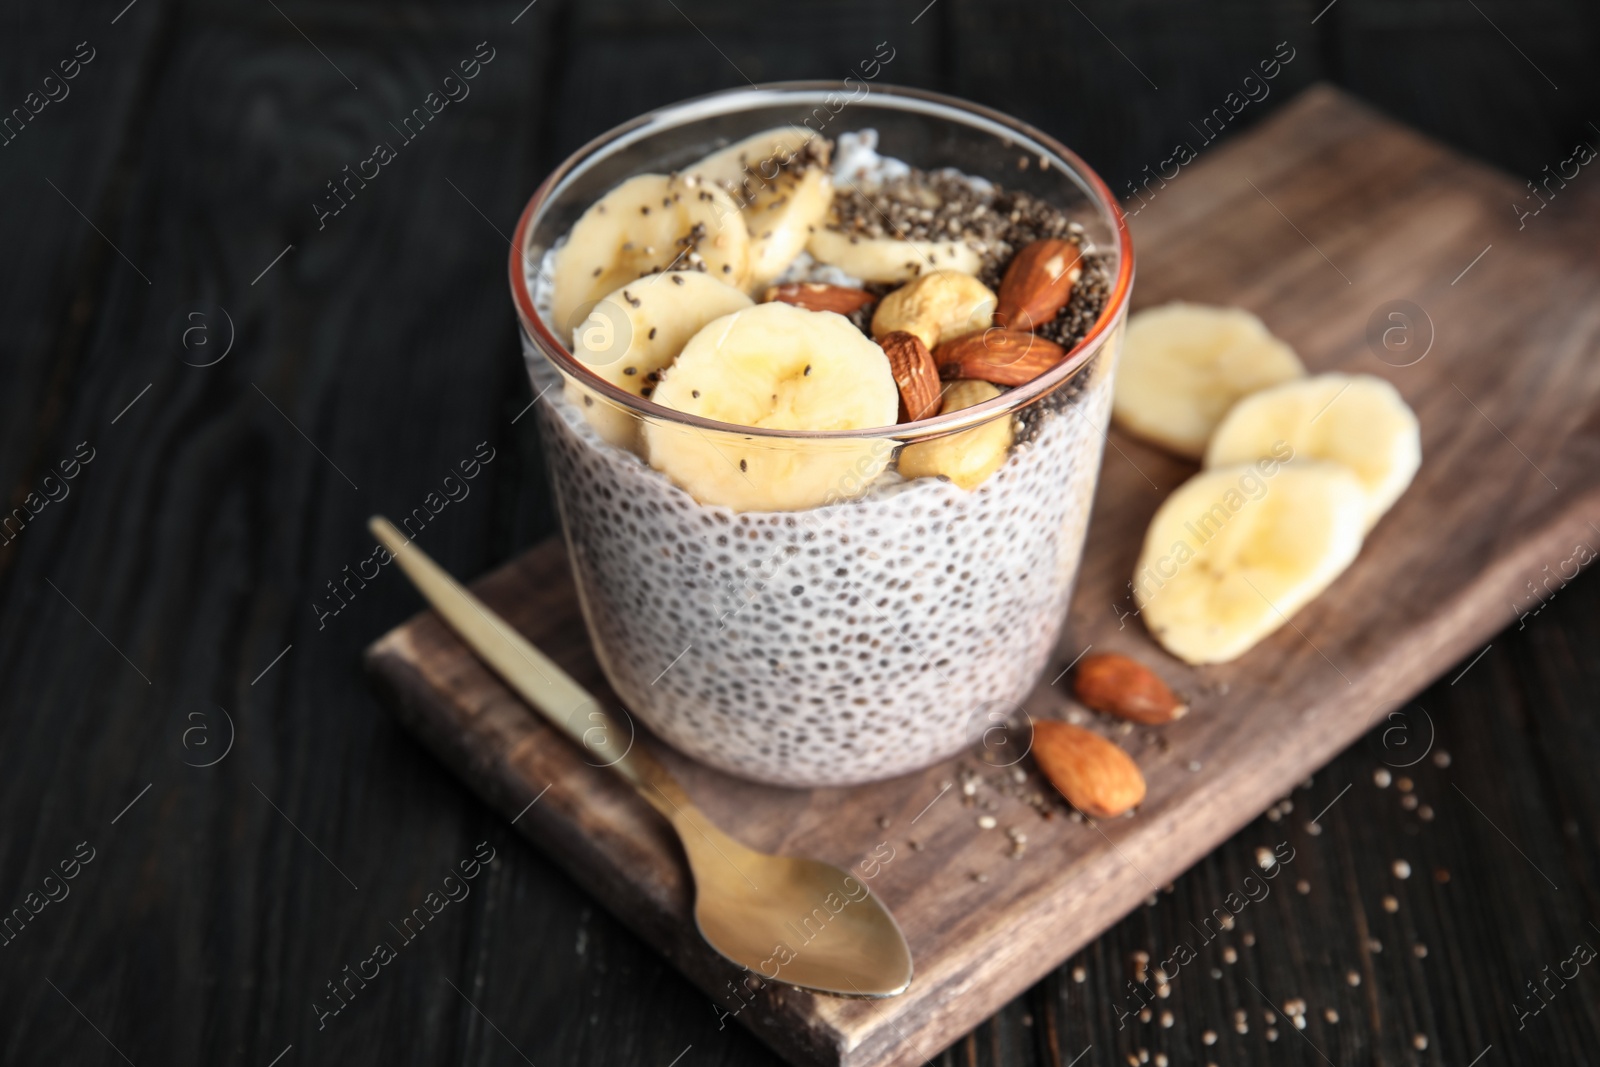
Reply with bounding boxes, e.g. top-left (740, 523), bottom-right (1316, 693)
top-left (1134, 462), bottom-right (1367, 664)
top-left (565, 272), bottom-right (755, 449)
top-left (688, 129), bottom-right (834, 292)
top-left (645, 302), bottom-right (899, 511)
top-left (1205, 374), bottom-right (1420, 531)
top-left (897, 380), bottom-right (1013, 489)
top-left (1114, 303), bottom-right (1306, 459)
top-left (550, 173), bottom-right (750, 335)
top-left (807, 225), bottom-right (982, 284)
